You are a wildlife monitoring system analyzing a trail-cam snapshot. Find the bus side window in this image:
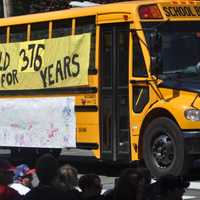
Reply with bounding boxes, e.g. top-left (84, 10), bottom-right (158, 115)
top-left (52, 19), bottom-right (72, 38)
top-left (75, 16), bottom-right (96, 70)
top-left (132, 34), bottom-right (147, 77)
top-left (10, 25), bottom-right (27, 42)
top-left (31, 22), bottom-right (49, 40)
top-left (0, 27), bottom-right (7, 43)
